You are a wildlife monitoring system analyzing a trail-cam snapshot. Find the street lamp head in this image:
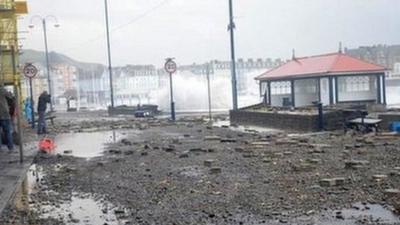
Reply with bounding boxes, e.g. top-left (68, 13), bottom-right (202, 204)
top-left (54, 23), bottom-right (60, 28)
top-left (28, 24), bottom-right (34, 29)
